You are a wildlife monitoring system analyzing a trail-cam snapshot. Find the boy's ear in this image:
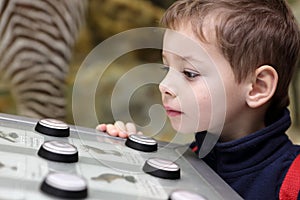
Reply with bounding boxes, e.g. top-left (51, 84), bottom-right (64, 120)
top-left (246, 65), bottom-right (278, 108)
